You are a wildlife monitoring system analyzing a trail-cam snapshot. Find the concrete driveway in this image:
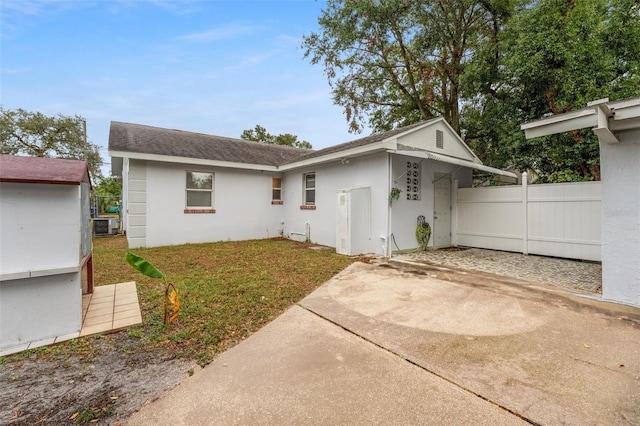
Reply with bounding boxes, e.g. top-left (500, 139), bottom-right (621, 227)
top-left (127, 260), bottom-right (640, 425)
